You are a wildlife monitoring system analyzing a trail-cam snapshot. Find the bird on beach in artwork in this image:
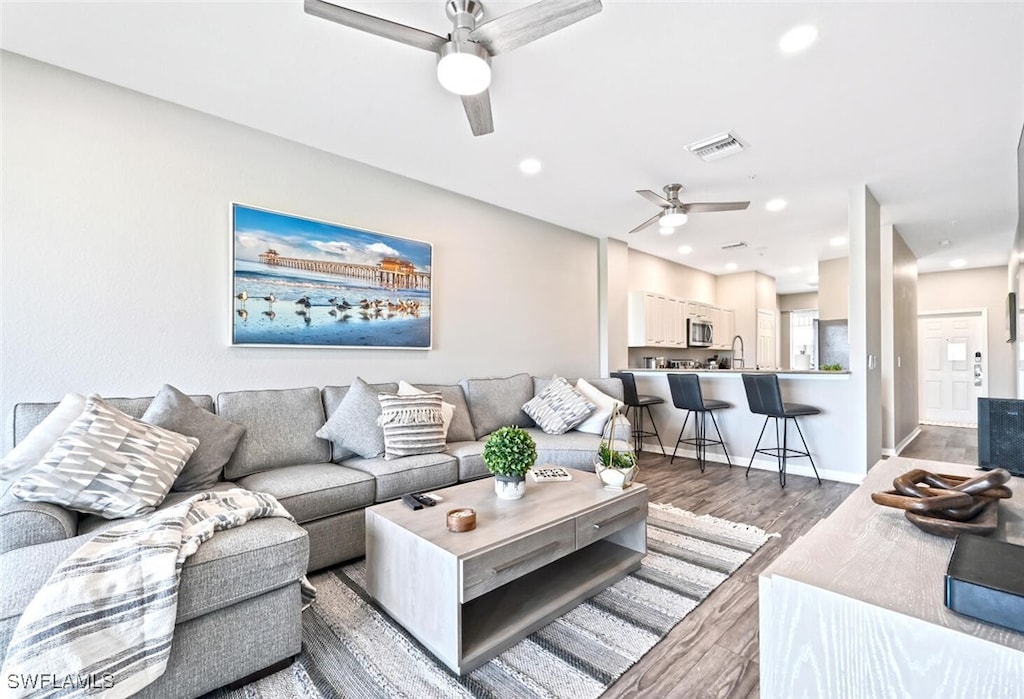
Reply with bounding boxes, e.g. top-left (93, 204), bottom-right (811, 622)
top-left (295, 294), bottom-right (311, 306)
top-left (237, 309), bottom-right (248, 321)
top-left (263, 294), bottom-right (276, 304)
top-left (263, 311), bottom-right (276, 320)
top-left (235, 291), bottom-right (248, 305)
